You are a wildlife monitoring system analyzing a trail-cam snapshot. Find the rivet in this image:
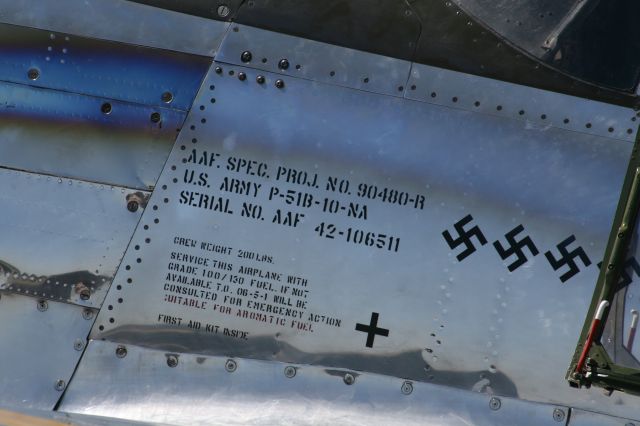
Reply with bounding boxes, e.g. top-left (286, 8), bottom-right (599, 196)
top-left (54, 379), bottom-right (66, 391)
top-left (82, 309), bottom-right (94, 320)
top-left (343, 373), bottom-right (355, 385)
top-left (217, 4), bottom-right (230, 18)
top-left (553, 408), bottom-right (565, 422)
top-left (401, 381), bottom-right (413, 395)
top-left (240, 51), bottom-right (252, 63)
top-left (101, 102), bottom-right (112, 115)
top-left (27, 68), bottom-right (39, 80)
top-left (284, 366), bottom-right (296, 378)
top-left (161, 92), bottom-right (173, 103)
top-left (215, 66), bottom-right (223, 74)
top-left (115, 345), bottom-right (127, 358)
top-left (79, 287), bottom-right (90, 301)
top-left (37, 300), bottom-right (48, 312)
top-left (73, 339), bottom-right (85, 351)
top-left (127, 200), bottom-right (139, 212)
top-left (256, 75), bottom-right (265, 84)
top-left (238, 72), bottom-right (246, 81)
top-left (275, 79), bottom-right (285, 89)
top-left (225, 359), bottom-right (237, 372)
top-left (489, 397), bottom-right (501, 410)
top-left (150, 112), bottom-right (161, 123)
top-left (167, 355), bottom-right (178, 368)
top-left (278, 58), bottom-right (290, 70)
